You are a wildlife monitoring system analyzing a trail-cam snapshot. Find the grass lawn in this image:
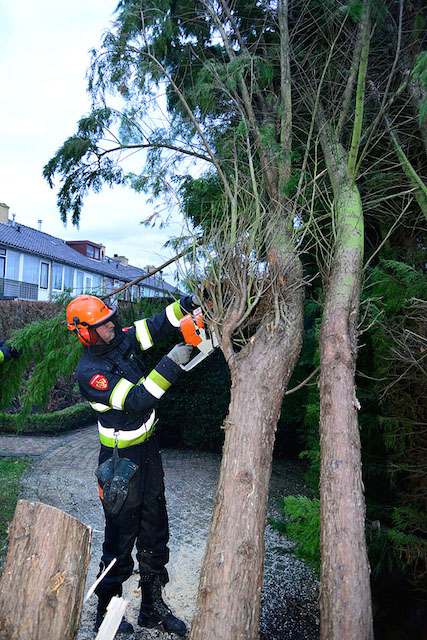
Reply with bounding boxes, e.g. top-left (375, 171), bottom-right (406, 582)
top-left (0, 457), bottom-right (30, 568)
